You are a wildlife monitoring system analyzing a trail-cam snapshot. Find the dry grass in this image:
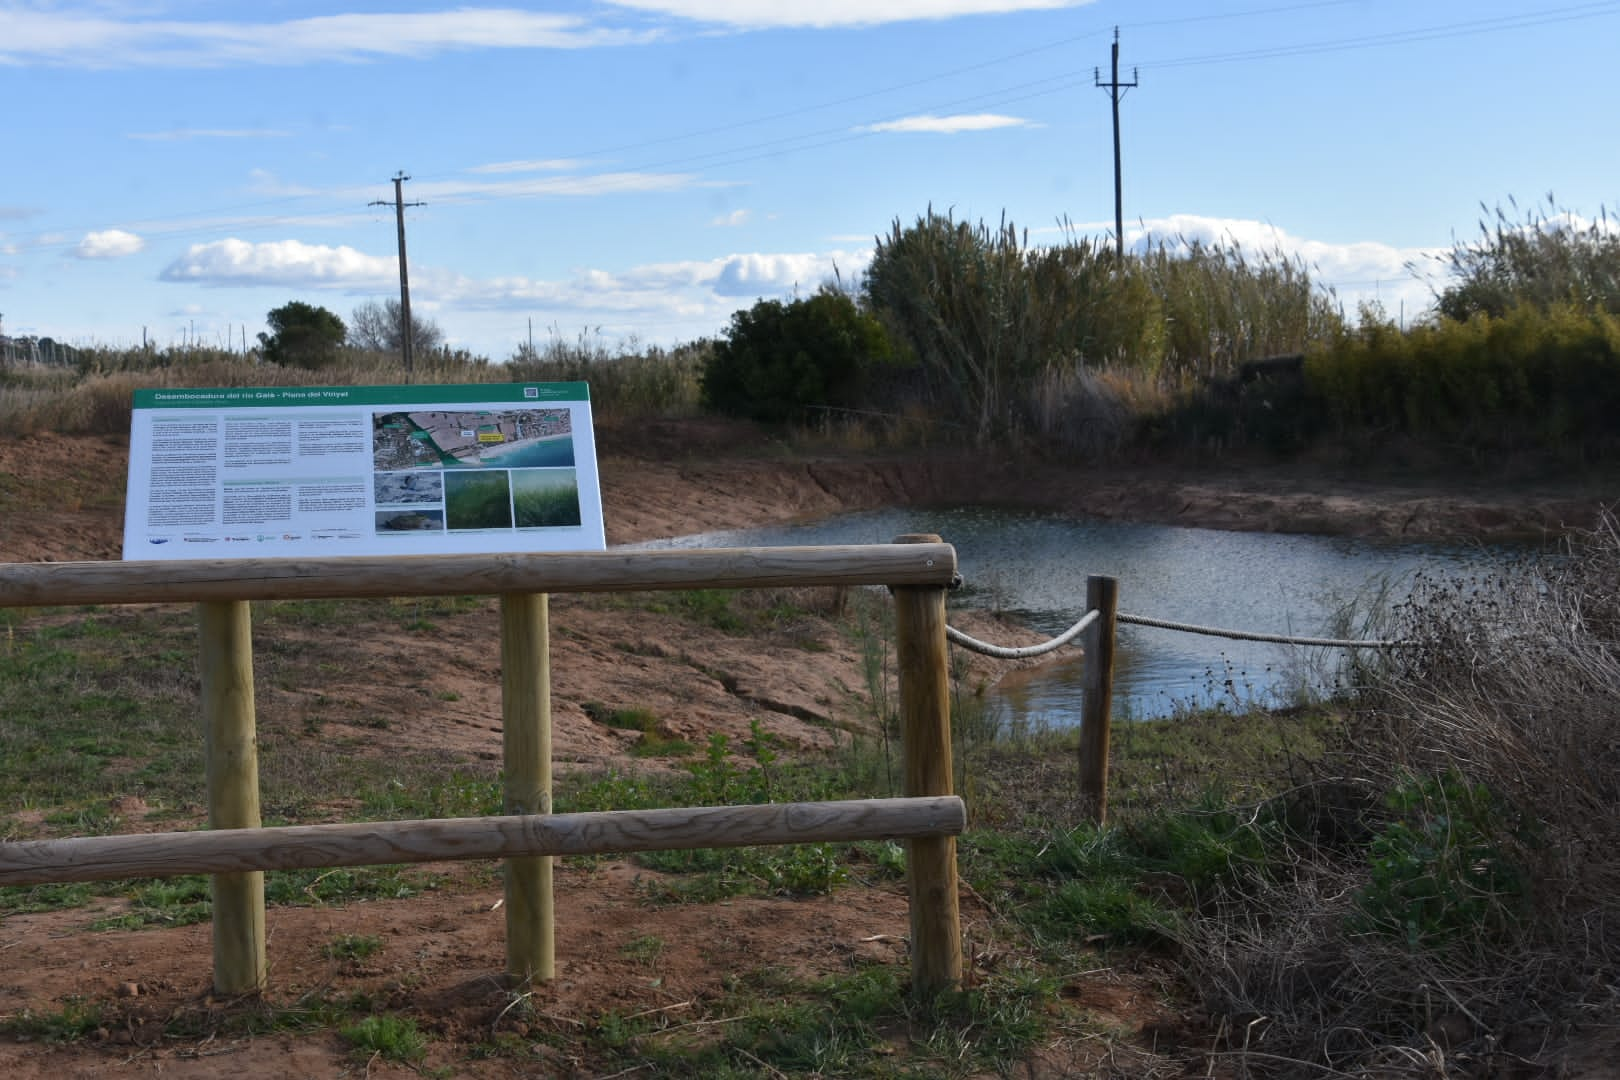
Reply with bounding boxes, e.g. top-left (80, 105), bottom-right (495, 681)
top-left (0, 339), bottom-right (705, 438)
top-left (1366, 513), bottom-right (1620, 930)
top-left (1171, 509), bottom-right (1620, 1076)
